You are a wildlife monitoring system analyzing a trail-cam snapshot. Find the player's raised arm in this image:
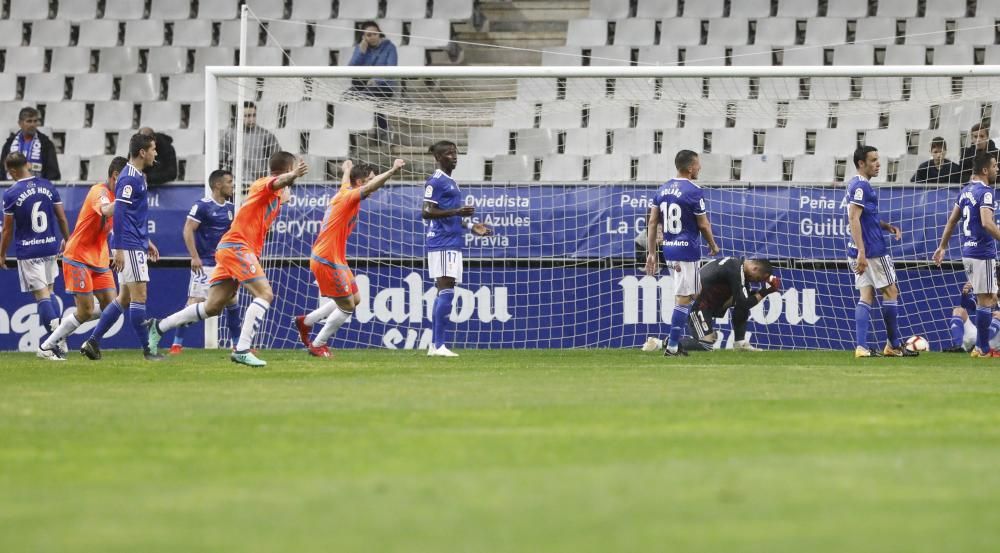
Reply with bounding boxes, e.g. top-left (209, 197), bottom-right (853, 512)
top-left (933, 204), bottom-right (963, 266)
top-left (360, 158), bottom-right (405, 199)
top-left (645, 204), bottom-right (660, 276)
top-left (269, 157), bottom-right (309, 190)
